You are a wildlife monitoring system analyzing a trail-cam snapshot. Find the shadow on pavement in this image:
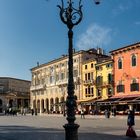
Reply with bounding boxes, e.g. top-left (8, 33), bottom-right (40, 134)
top-left (0, 125), bottom-right (139, 140)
